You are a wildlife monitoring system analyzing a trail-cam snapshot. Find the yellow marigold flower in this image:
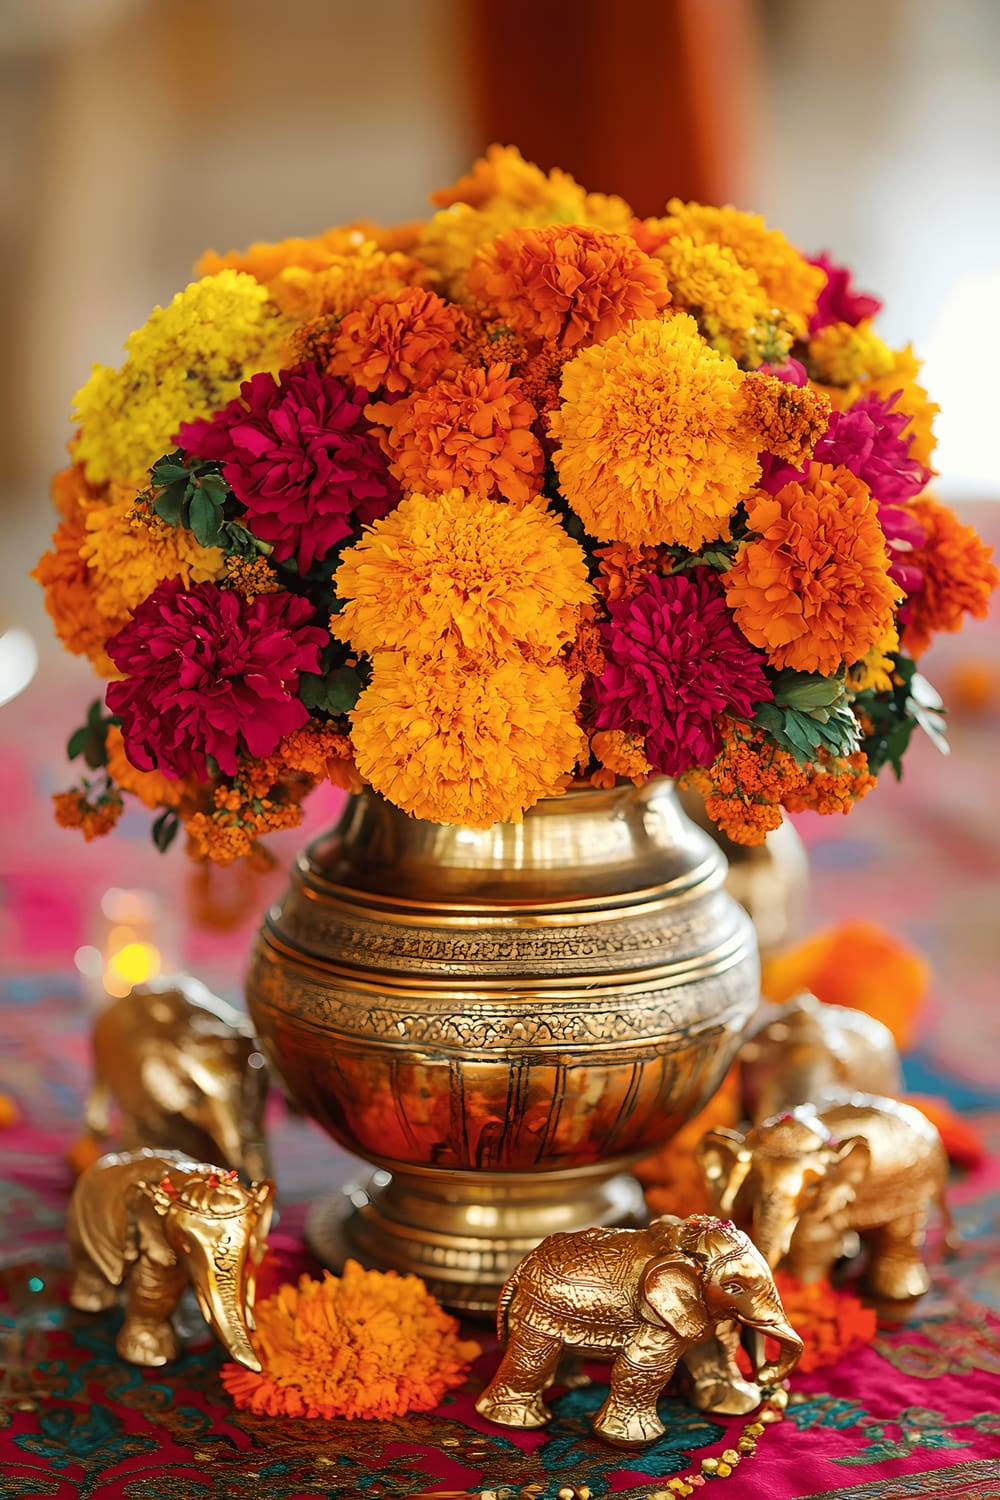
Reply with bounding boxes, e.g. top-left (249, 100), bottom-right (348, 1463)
top-left (843, 344), bottom-right (939, 468)
top-left (221, 1261), bottom-right (481, 1420)
top-left (334, 489), bottom-right (593, 662)
top-left (808, 319), bottom-right (894, 386)
top-left (72, 271), bottom-right (287, 485)
top-left (550, 313), bottom-right (761, 549)
top-left (659, 200), bottom-right (825, 335)
top-left (636, 226), bottom-right (773, 360)
top-left (267, 243), bottom-right (429, 322)
top-left (105, 725), bottom-right (186, 810)
top-left (467, 224), bottom-right (670, 350)
top-left (847, 624), bottom-right (899, 694)
top-left (367, 361), bottom-right (544, 505)
top-left (350, 652), bottom-right (586, 826)
top-left (79, 490), bottom-right (224, 619)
